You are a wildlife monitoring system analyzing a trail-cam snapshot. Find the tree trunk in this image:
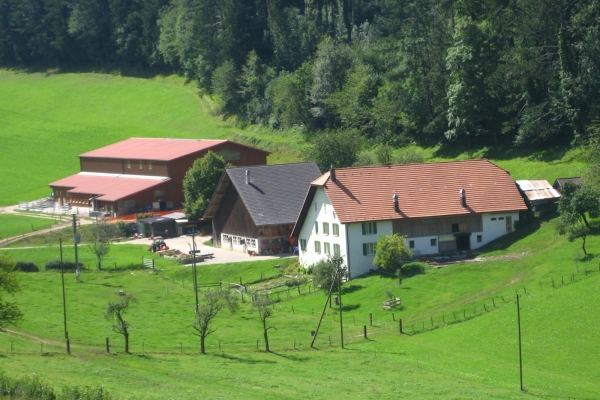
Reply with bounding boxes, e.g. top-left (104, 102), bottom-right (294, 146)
top-left (124, 332), bottom-right (129, 353)
top-left (201, 331), bottom-right (206, 354)
top-left (581, 213), bottom-right (591, 229)
top-left (582, 236), bottom-right (587, 255)
top-left (263, 320), bottom-right (269, 352)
